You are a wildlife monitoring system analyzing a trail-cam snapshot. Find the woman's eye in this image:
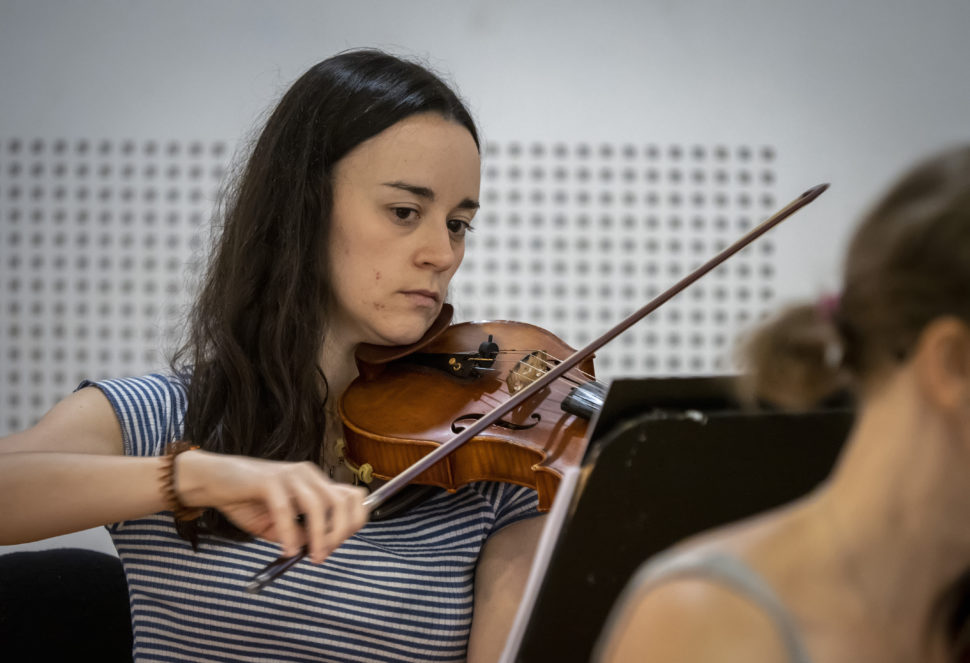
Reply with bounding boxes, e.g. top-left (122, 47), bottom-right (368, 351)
top-left (447, 219), bottom-right (473, 236)
top-left (392, 207), bottom-right (418, 222)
